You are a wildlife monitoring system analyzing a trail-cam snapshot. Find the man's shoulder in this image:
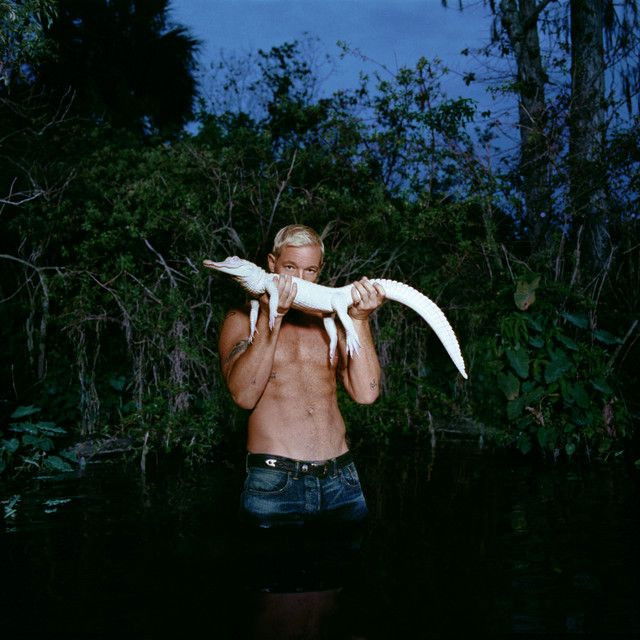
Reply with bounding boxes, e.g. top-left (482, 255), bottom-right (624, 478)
top-left (219, 305), bottom-right (251, 336)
